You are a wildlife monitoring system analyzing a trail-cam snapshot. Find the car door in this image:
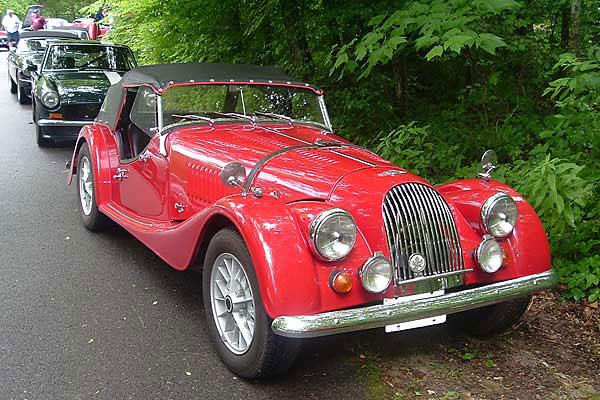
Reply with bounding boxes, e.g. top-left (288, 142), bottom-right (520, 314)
top-left (114, 88), bottom-right (170, 220)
